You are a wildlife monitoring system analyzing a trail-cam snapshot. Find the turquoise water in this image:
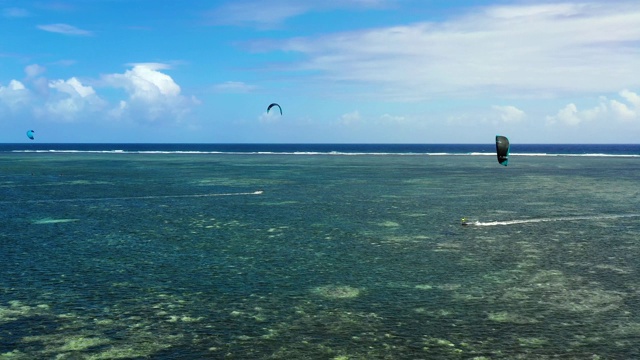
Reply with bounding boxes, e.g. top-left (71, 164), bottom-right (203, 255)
top-left (1, 152), bottom-right (639, 359)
